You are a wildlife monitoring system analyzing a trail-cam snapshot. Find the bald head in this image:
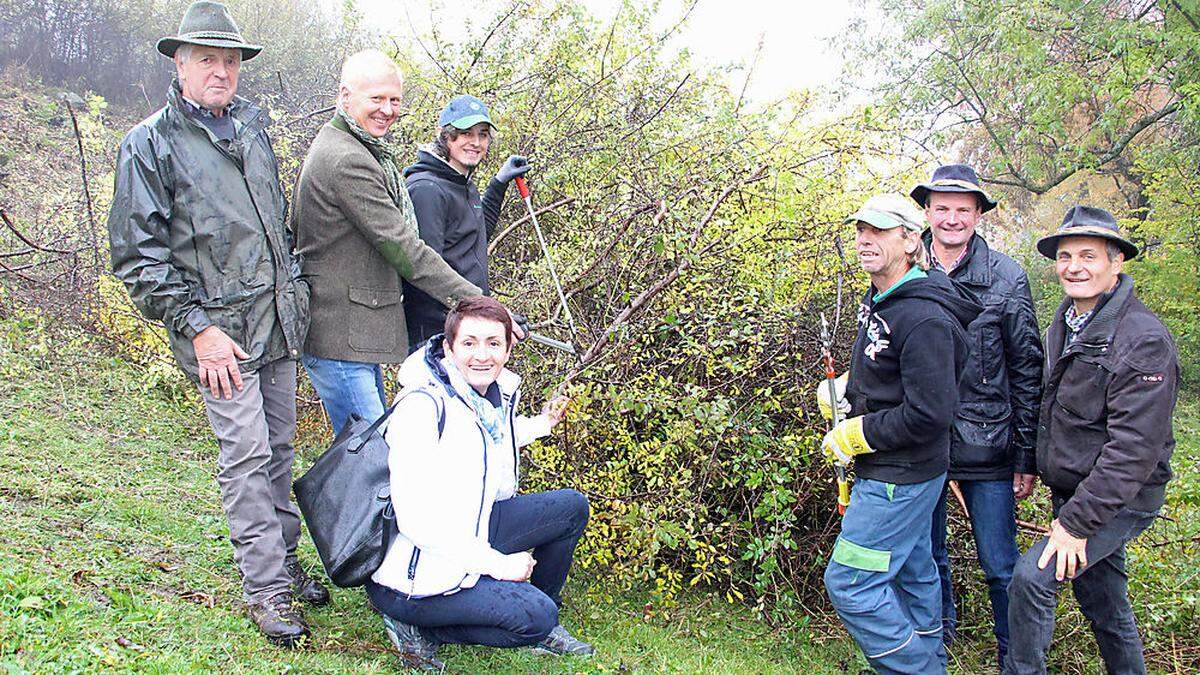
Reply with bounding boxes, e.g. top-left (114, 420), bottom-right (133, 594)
top-left (338, 49), bottom-right (404, 138)
top-left (339, 49), bottom-right (402, 91)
